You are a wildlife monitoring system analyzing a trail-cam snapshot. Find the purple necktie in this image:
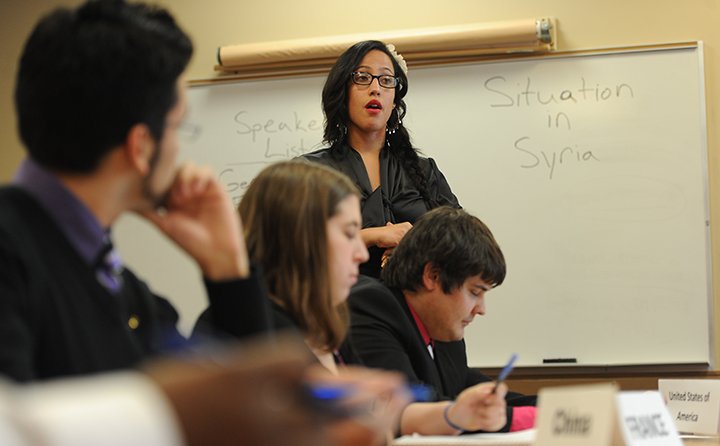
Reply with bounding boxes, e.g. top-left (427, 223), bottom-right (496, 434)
top-left (95, 237), bottom-right (123, 293)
